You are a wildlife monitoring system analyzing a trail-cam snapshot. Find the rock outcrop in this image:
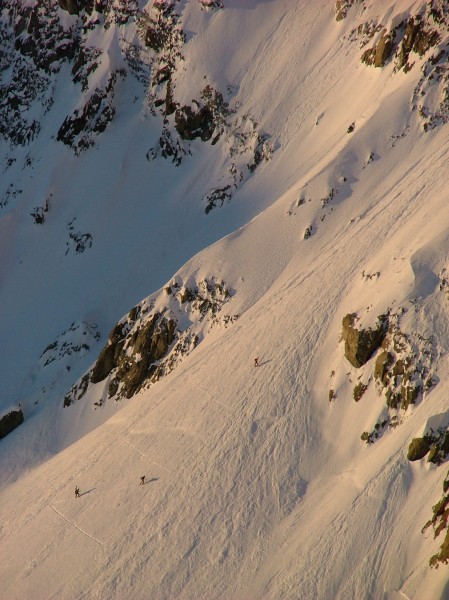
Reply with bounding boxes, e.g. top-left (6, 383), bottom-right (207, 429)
top-left (361, 29), bottom-right (395, 67)
top-left (342, 313), bottom-right (386, 368)
top-left (64, 277), bottom-right (238, 407)
top-left (338, 307), bottom-right (436, 447)
top-left (407, 436), bottom-right (432, 461)
top-left (0, 408), bottom-right (24, 439)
